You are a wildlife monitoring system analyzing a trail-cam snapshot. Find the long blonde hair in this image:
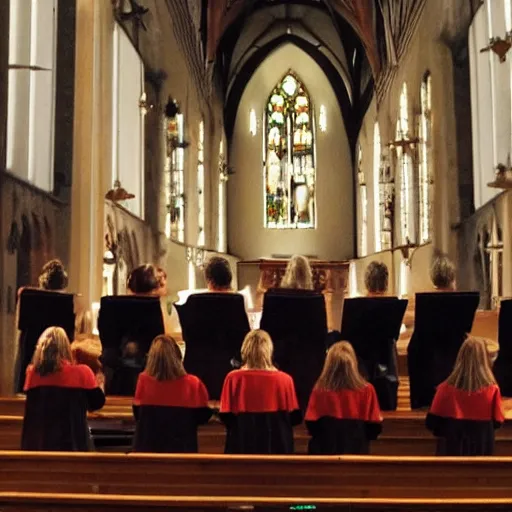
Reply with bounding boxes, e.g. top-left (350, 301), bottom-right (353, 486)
top-left (281, 255), bottom-right (314, 290)
top-left (315, 341), bottom-right (367, 391)
top-left (241, 330), bottom-right (275, 370)
top-left (446, 336), bottom-right (496, 392)
top-left (145, 335), bottom-right (186, 381)
top-left (32, 326), bottom-right (73, 376)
